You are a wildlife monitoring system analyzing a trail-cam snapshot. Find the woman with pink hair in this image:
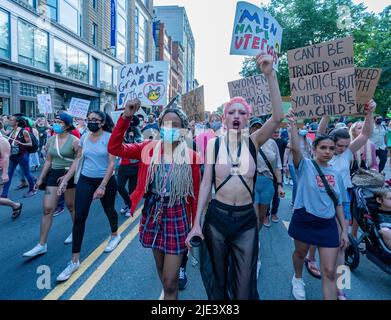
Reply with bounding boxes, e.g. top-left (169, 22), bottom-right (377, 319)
top-left (186, 55), bottom-right (284, 300)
